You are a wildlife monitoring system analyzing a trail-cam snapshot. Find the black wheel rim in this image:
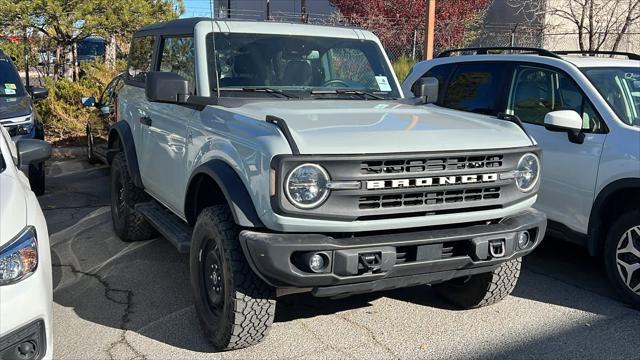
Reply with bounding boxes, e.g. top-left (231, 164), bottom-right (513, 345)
top-left (112, 170), bottom-right (125, 222)
top-left (203, 242), bottom-right (225, 311)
